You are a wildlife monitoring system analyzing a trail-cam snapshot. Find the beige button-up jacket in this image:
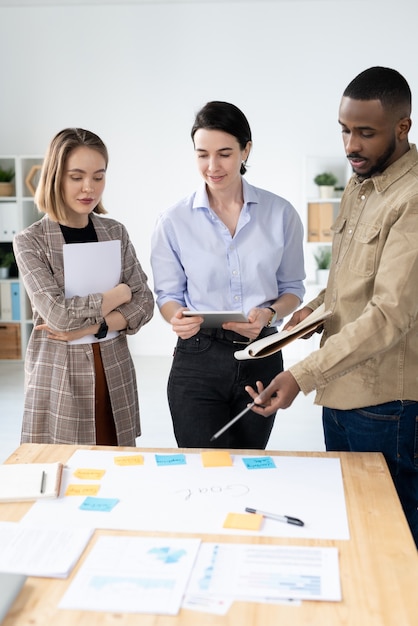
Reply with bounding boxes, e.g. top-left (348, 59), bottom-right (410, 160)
top-left (291, 144), bottom-right (418, 409)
